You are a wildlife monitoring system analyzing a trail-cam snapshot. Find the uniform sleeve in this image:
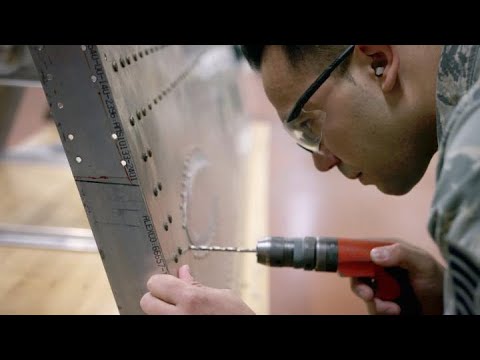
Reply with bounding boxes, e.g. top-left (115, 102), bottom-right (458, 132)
top-left (429, 94), bottom-right (480, 315)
